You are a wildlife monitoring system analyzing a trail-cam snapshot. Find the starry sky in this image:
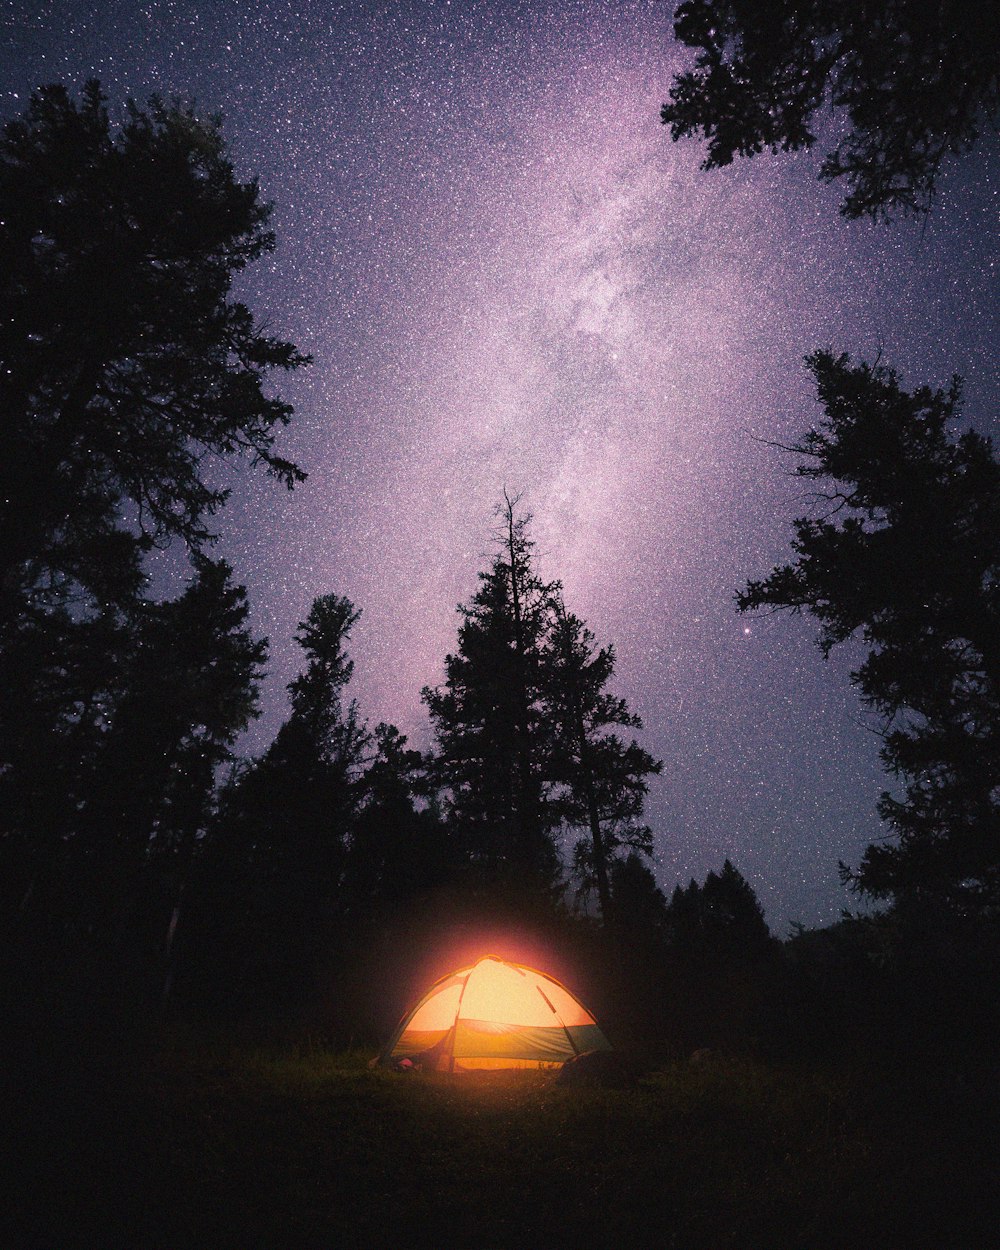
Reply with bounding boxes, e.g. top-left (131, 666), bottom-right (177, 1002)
top-left (4, 0), bottom-right (999, 930)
